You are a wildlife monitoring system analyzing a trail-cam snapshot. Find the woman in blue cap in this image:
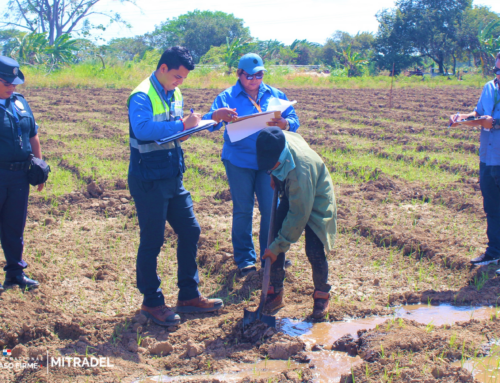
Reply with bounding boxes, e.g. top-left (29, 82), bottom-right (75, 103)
top-left (205, 53), bottom-right (300, 276)
top-left (0, 56), bottom-right (43, 292)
